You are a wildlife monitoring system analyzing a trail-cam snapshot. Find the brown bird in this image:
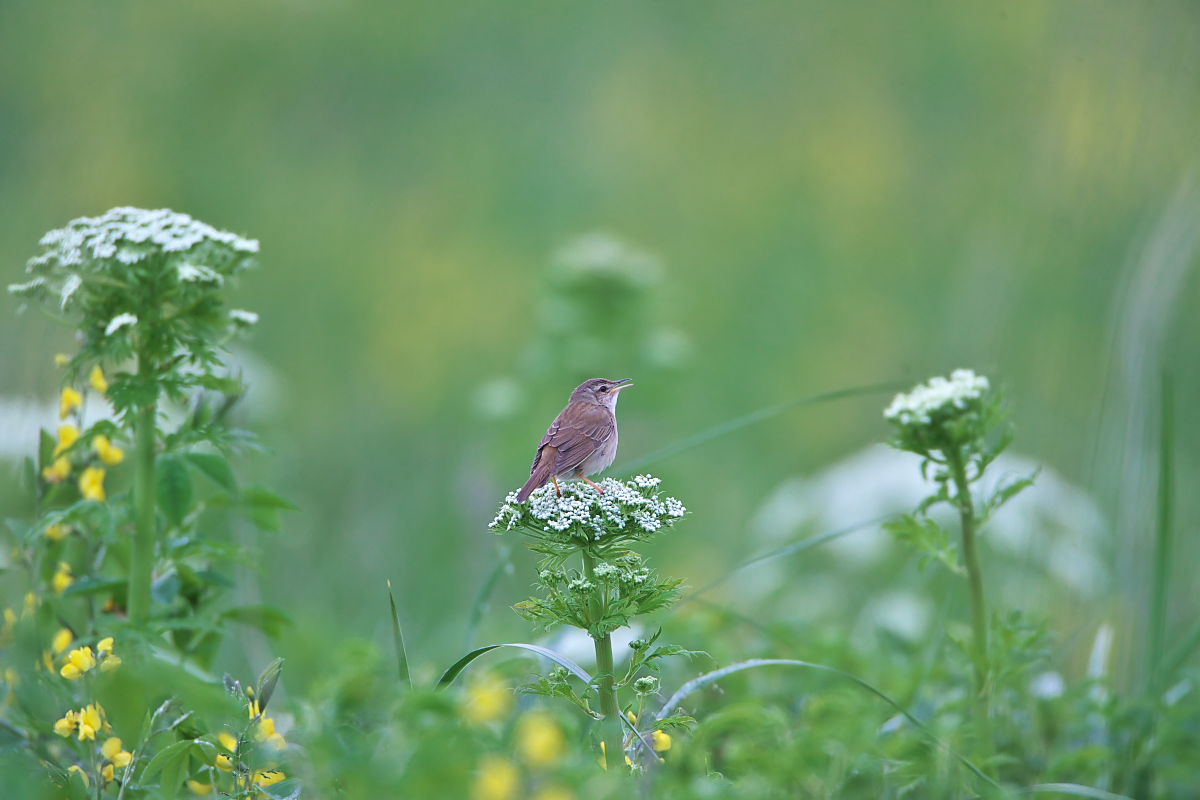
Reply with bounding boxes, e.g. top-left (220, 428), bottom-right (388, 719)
top-left (515, 378), bottom-right (634, 502)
